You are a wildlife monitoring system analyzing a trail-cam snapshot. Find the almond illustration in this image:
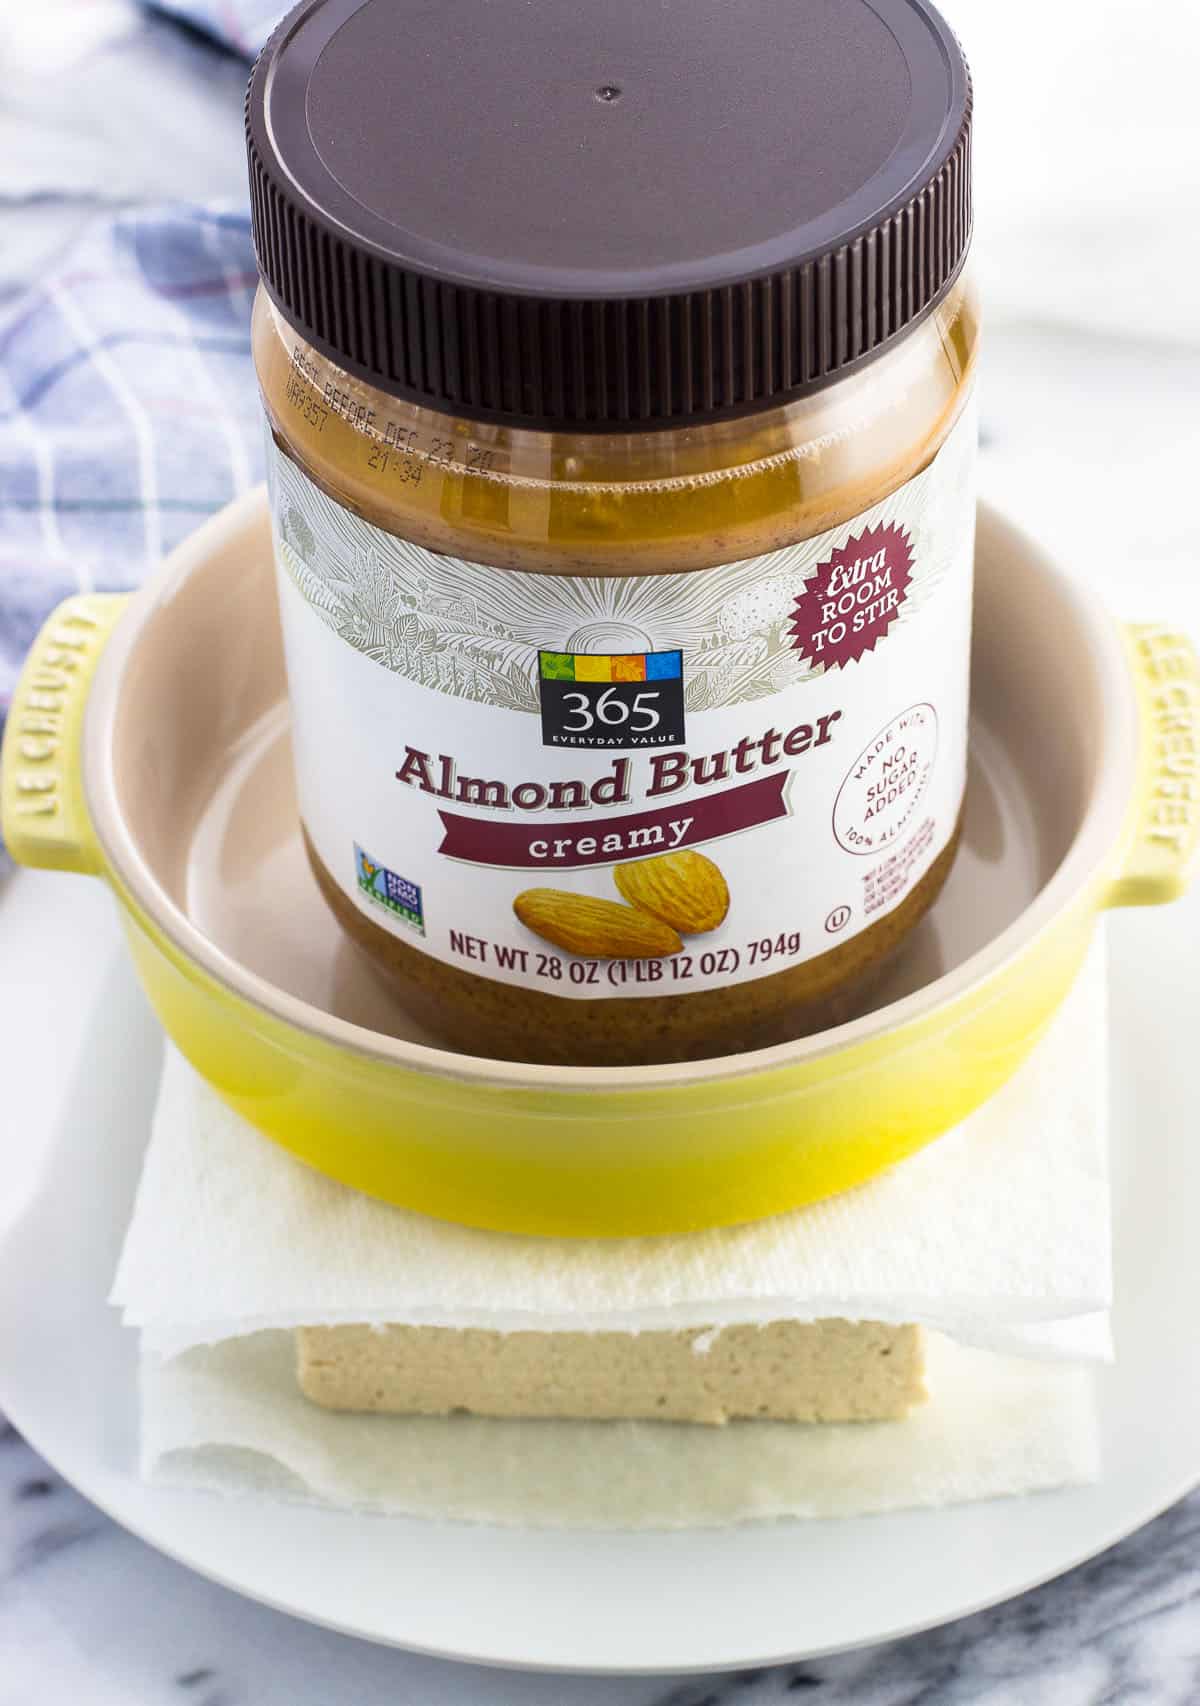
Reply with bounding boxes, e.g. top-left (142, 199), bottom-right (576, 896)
top-left (614, 849), bottom-right (730, 935)
top-left (513, 890), bottom-right (683, 959)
